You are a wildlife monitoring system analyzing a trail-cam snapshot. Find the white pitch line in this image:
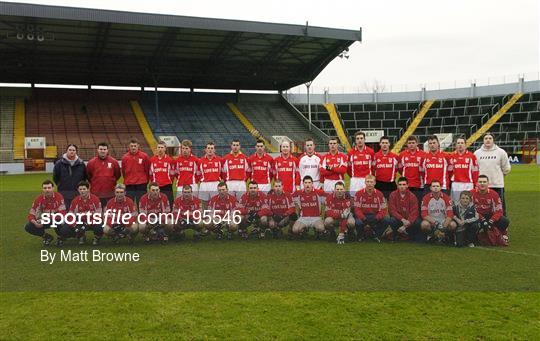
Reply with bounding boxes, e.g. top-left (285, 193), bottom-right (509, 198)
top-left (474, 246), bottom-right (540, 257)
